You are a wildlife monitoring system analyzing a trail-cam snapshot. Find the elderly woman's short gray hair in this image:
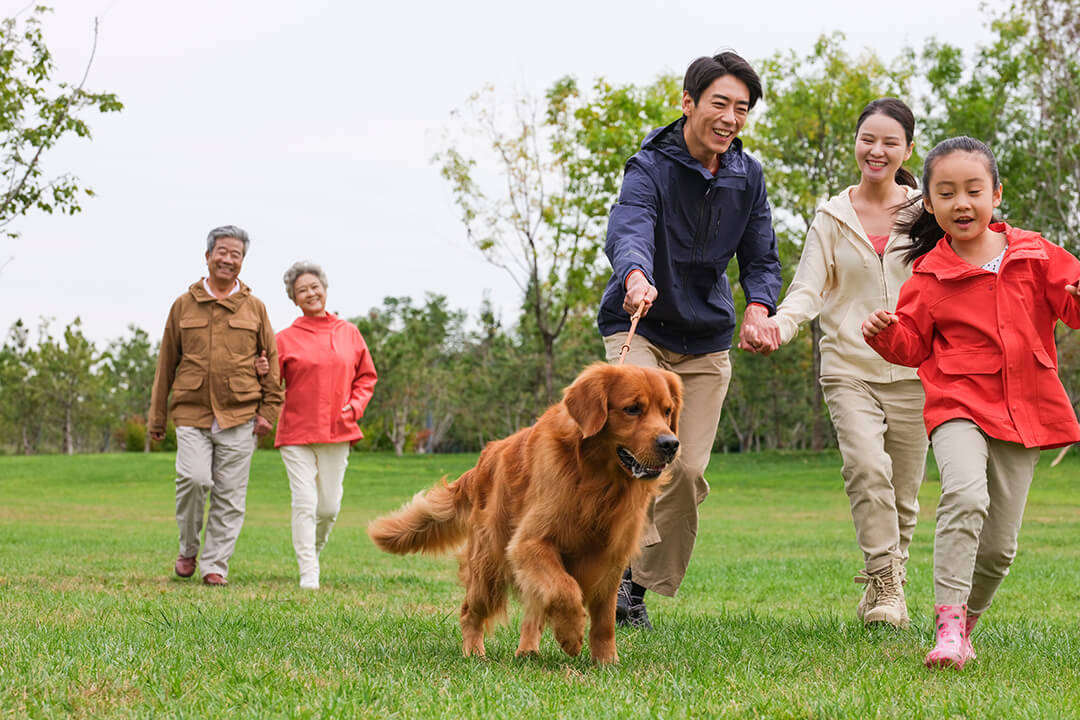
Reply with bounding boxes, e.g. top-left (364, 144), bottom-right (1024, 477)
top-left (206, 225), bottom-right (250, 256)
top-left (284, 261), bottom-right (329, 302)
